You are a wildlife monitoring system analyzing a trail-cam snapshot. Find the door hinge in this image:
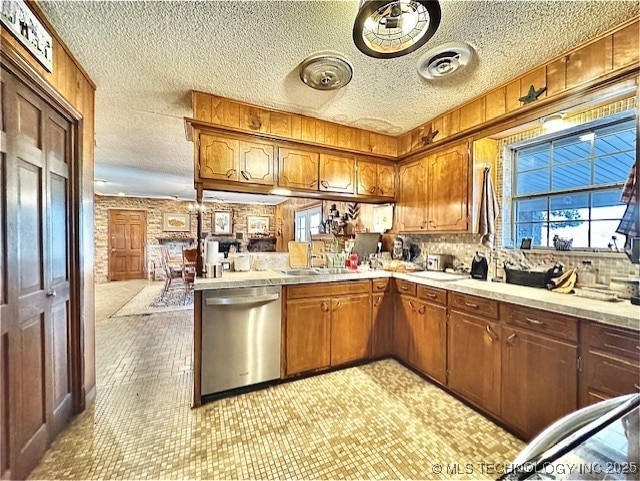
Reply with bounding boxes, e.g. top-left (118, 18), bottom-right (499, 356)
top-left (577, 356), bottom-right (583, 372)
